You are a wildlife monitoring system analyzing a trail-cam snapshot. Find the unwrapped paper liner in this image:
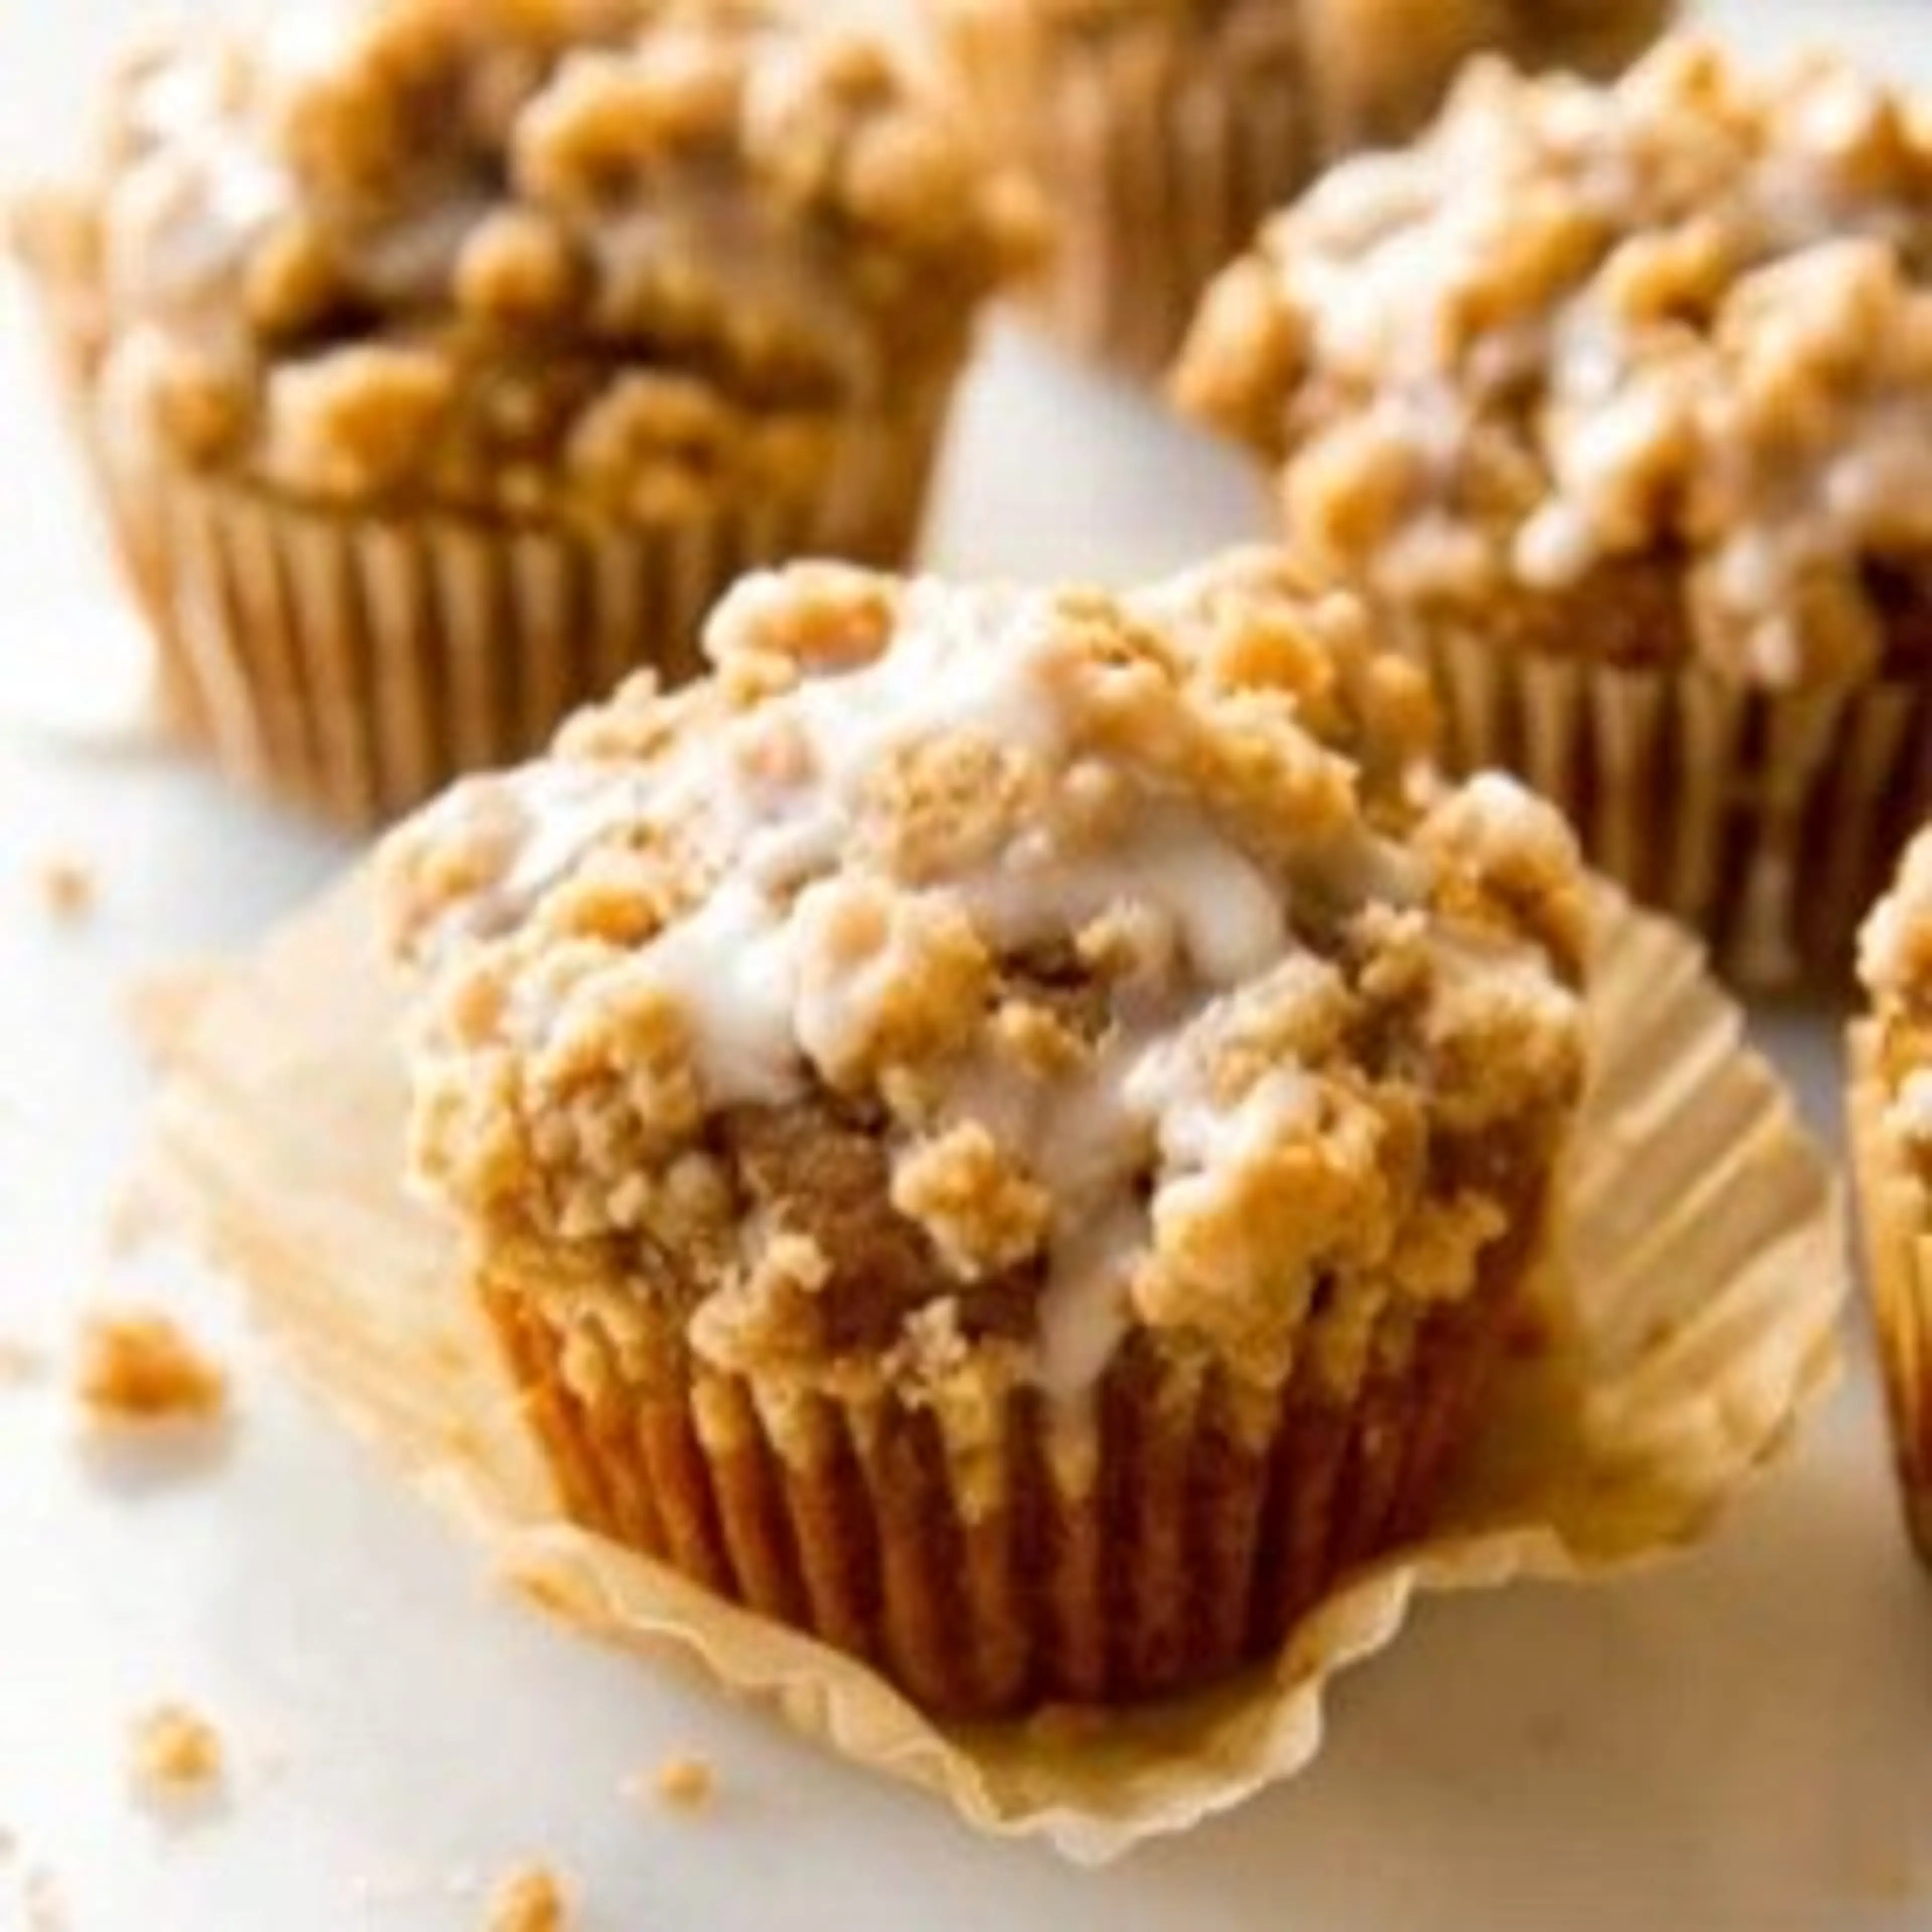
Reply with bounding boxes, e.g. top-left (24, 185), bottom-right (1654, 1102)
top-left (138, 870), bottom-right (1844, 1863)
